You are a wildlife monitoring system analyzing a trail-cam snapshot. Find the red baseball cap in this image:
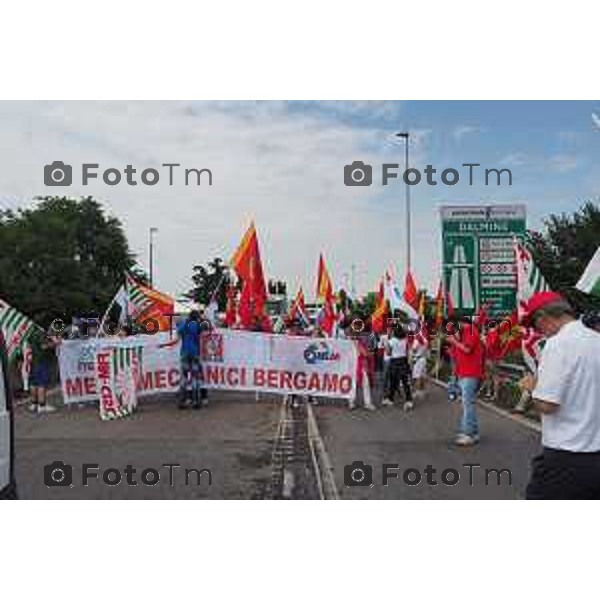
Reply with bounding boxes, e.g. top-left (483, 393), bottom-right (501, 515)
top-left (521, 291), bottom-right (565, 326)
